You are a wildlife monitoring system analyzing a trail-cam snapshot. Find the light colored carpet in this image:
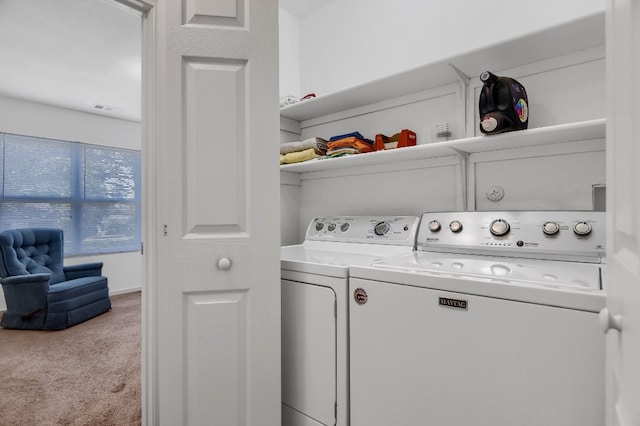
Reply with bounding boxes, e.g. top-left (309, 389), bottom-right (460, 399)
top-left (0, 291), bottom-right (141, 425)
